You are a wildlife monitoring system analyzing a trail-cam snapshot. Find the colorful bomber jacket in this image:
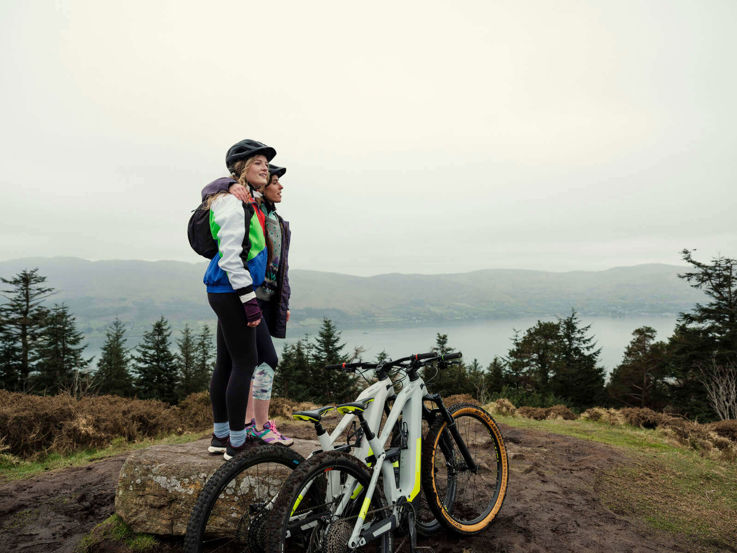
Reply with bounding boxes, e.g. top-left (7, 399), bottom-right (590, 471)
top-left (202, 177), bottom-right (267, 303)
top-left (201, 178), bottom-right (292, 338)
